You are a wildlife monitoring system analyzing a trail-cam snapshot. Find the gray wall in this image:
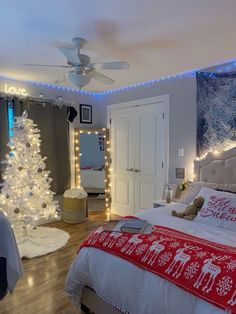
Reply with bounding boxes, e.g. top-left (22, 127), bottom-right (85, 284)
top-left (0, 76), bottom-right (197, 184)
top-left (99, 75), bottom-right (197, 183)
